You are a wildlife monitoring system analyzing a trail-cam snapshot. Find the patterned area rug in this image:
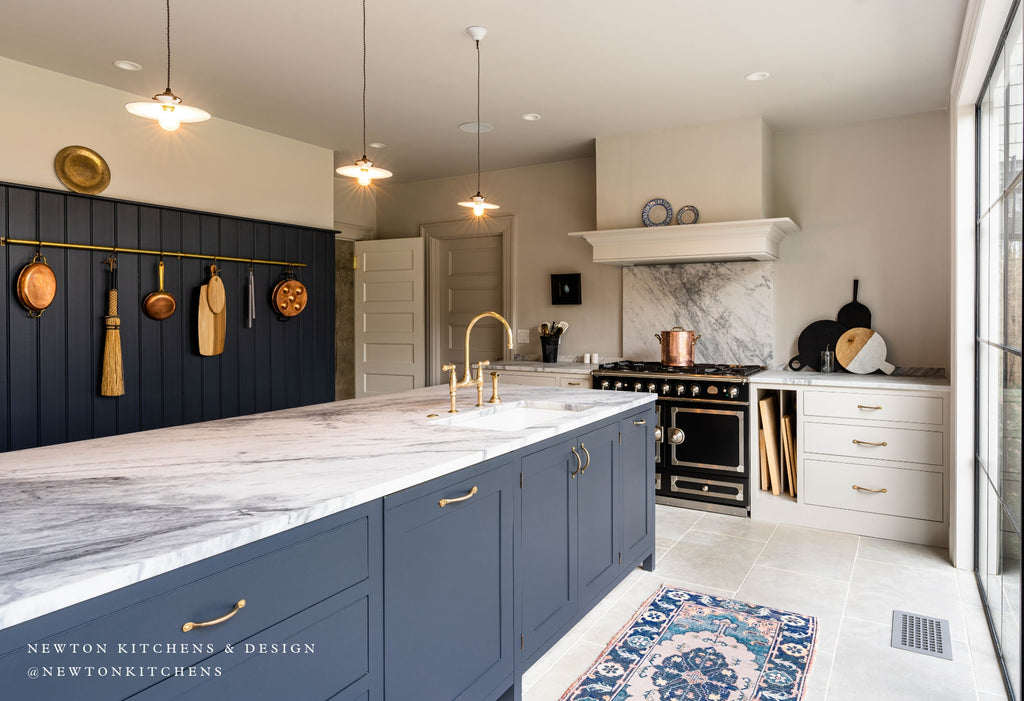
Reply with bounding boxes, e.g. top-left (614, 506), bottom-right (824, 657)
top-left (560, 585), bottom-right (817, 701)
